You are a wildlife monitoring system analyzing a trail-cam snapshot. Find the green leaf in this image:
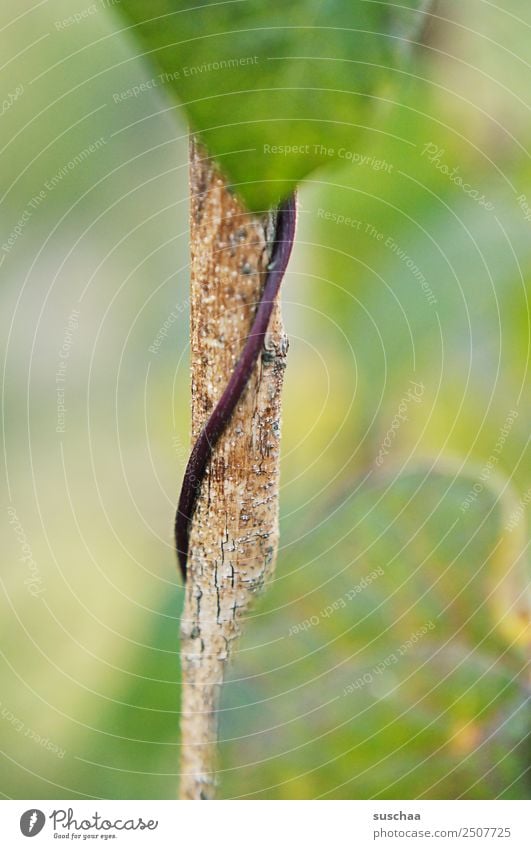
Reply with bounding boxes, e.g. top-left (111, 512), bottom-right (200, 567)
top-left (117, 0), bottom-right (430, 209)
